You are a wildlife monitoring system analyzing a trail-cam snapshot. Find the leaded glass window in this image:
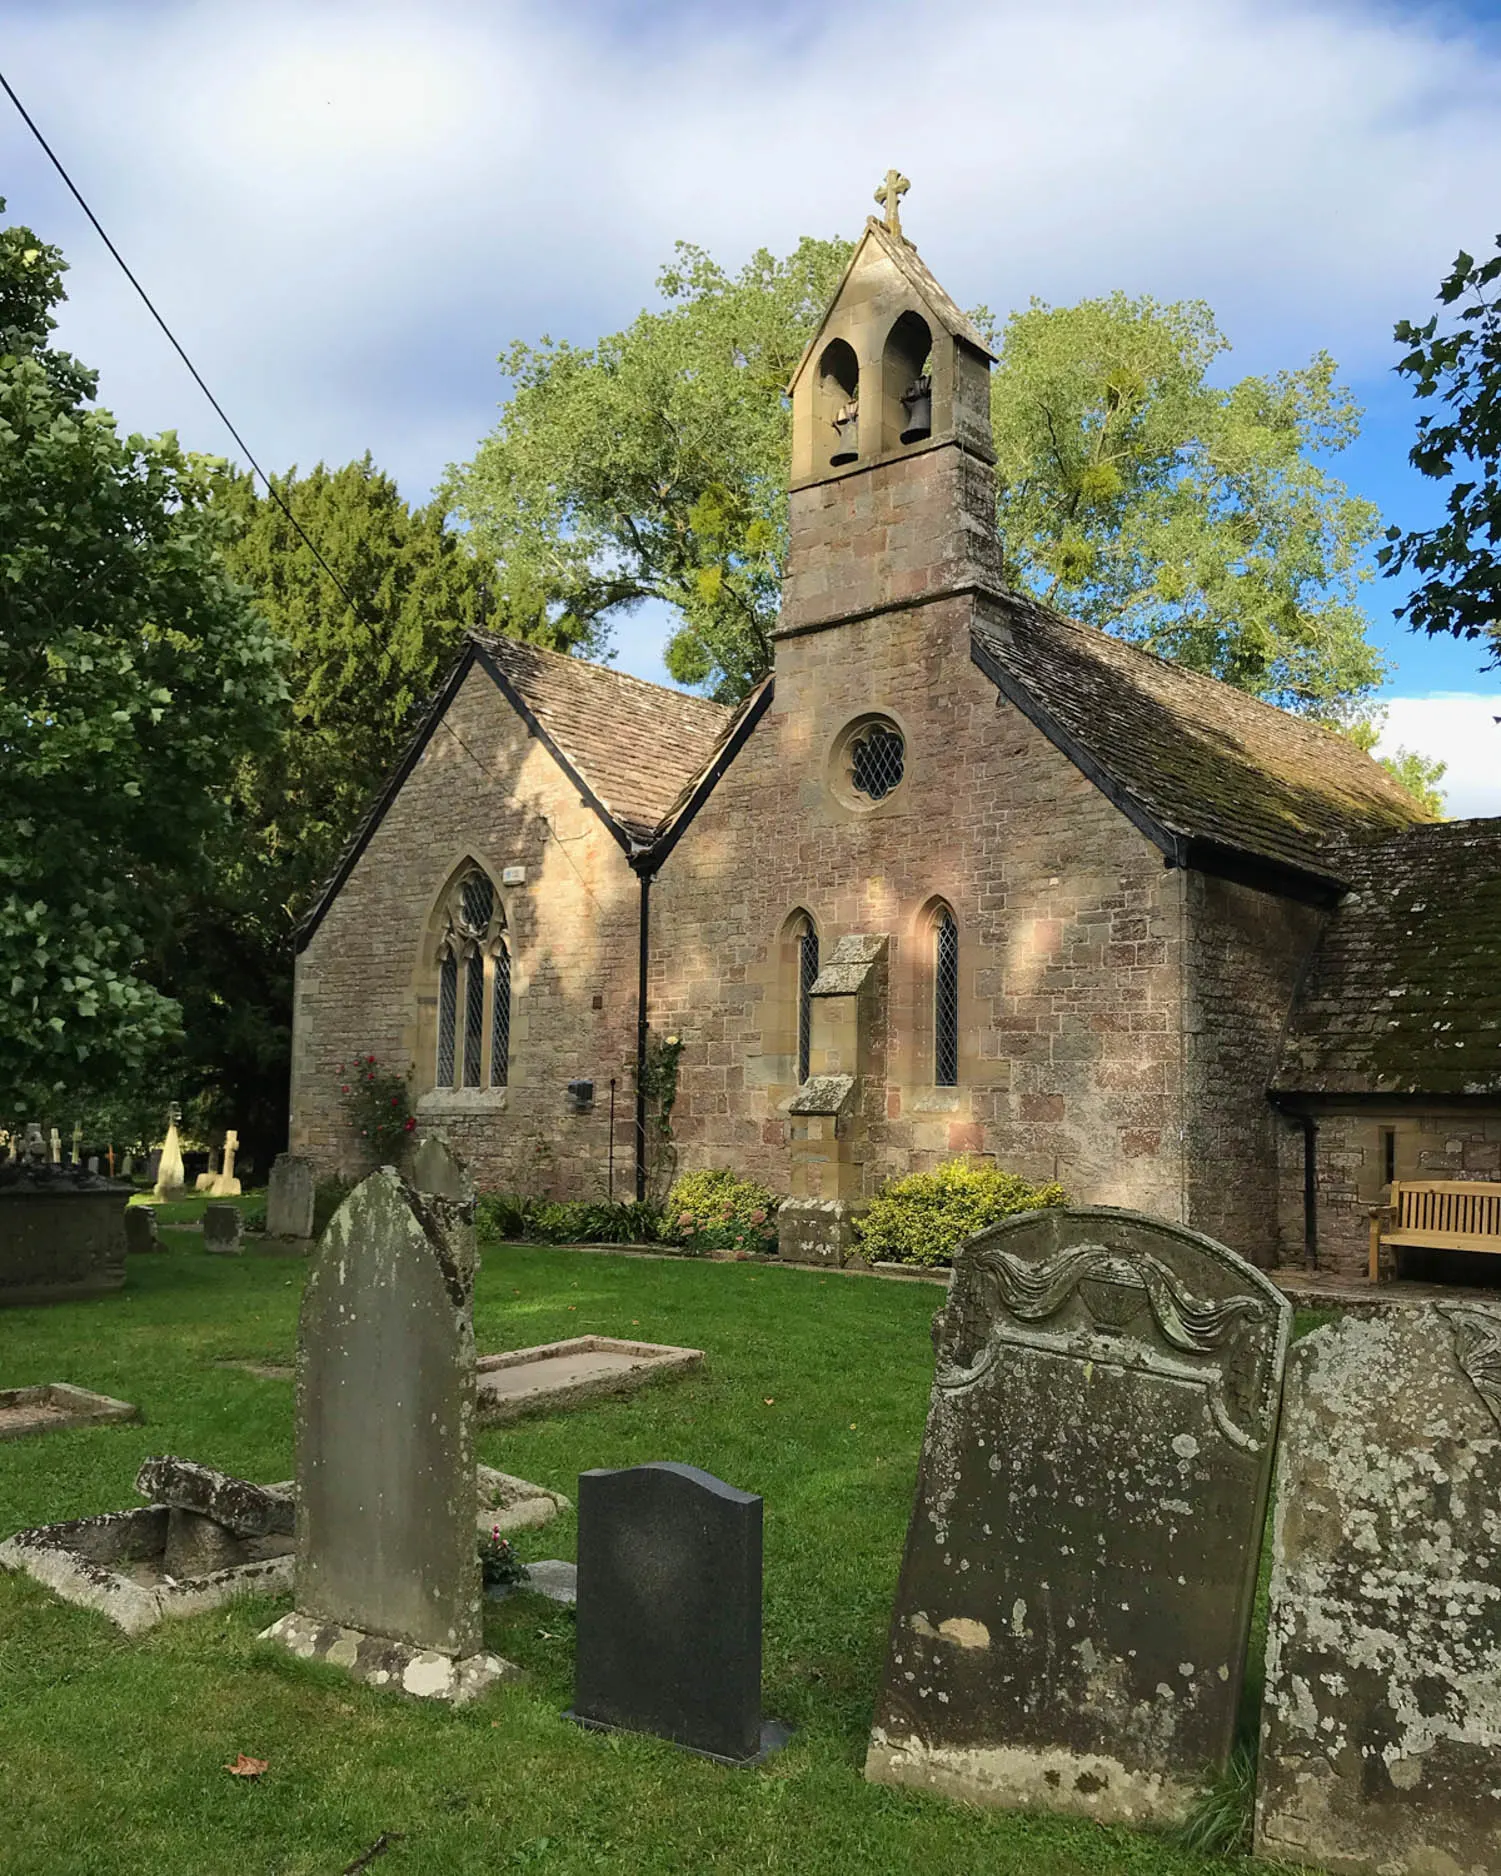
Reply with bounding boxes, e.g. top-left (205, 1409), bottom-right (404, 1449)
top-left (491, 940), bottom-right (511, 1088)
top-left (462, 953), bottom-right (485, 1087)
top-left (850, 722), bottom-right (905, 801)
top-left (797, 924), bottom-right (819, 1084)
top-left (436, 951), bottom-right (459, 1086)
top-left (935, 910), bottom-right (959, 1086)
